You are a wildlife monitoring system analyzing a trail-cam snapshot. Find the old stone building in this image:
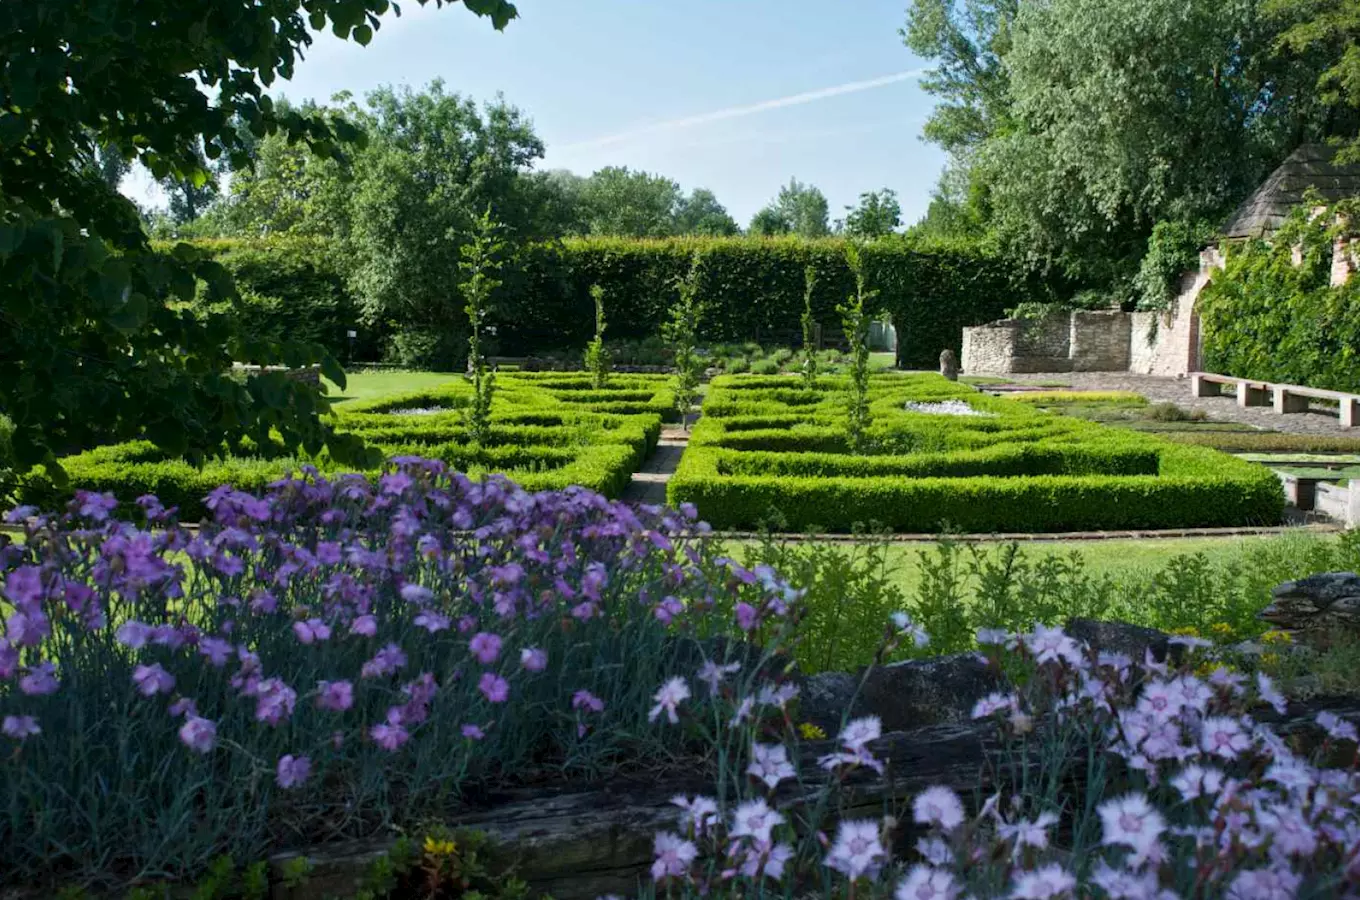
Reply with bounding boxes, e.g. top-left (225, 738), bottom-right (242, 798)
top-left (962, 144), bottom-right (1360, 376)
